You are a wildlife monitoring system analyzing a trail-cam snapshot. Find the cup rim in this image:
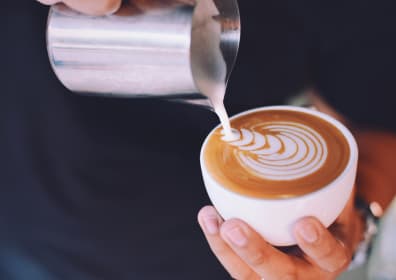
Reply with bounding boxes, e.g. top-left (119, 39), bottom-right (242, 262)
top-left (200, 105), bottom-right (358, 202)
